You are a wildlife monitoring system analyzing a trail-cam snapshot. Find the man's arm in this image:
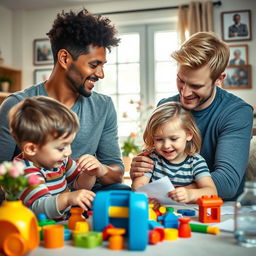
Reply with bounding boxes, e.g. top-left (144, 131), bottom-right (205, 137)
top-left (0, 96), bottom-right (21, 163)
top-left (95, 98), bottom-right (124, 184)
top-left (97, 163), bottom-right (123, 184)
top-left (210, 104), bottom-right (253, 200)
